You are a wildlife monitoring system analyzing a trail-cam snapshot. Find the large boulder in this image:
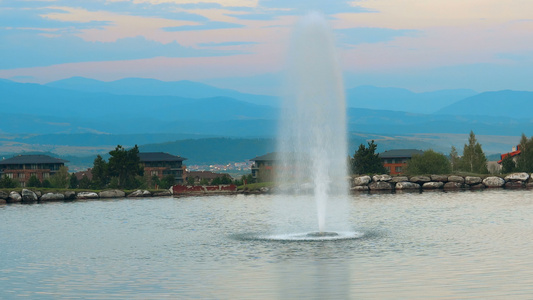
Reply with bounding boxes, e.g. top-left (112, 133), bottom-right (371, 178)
top-left (372, 174), bottom-right (392, 182)
top-left (409, 176), bottom-right (431, 183)
top-left (395, 182), bottom-right (420, 190)
top-left (390, 176), bottom-right (409, 183)
top-left (127, 190), bottom-right (152, 197)
top-left (351, 185), bottom-right (369, 191)
top-left (465, 176), bottom-right (482, 185)
top-left (77, 192), bottom-right (99, 199)
top-left (504, 172), bottom-right (529, 182)
top-left (8, 191), bottom-right (22, 203)
top-left (21, 189), bottom-right (38, 203)
top-left (353, 175), bottom-right (371, 186)
top-left (63, 191), bottom-right (77, 200)
top-left (368, 181), bottom-right (393, 190)
top-left (422, 182), bottom-right (444, 189)
top-left (505, 181), bottom-right (524, 189)
top-left (40, 192), bottom-right (65, 202)
top-left (99, 189), bottom-right (126, 199)
top-left (444, 182), bottom-right (464, 189)
top-left (0, 191), bottom-right (9, 200)
top-left (470, 183), bottom-right (485, 190)
top-left (448, 175), bottom-right (465, 183)
top-left (482, 176), bottom-right (505, 188)
top-left (430, 175), bottom-right (448, 182)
